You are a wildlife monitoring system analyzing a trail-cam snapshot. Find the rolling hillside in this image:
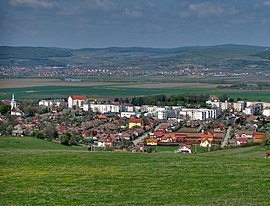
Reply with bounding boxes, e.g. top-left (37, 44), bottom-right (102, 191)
top-left (0, 45), bottom-right (269, 72)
